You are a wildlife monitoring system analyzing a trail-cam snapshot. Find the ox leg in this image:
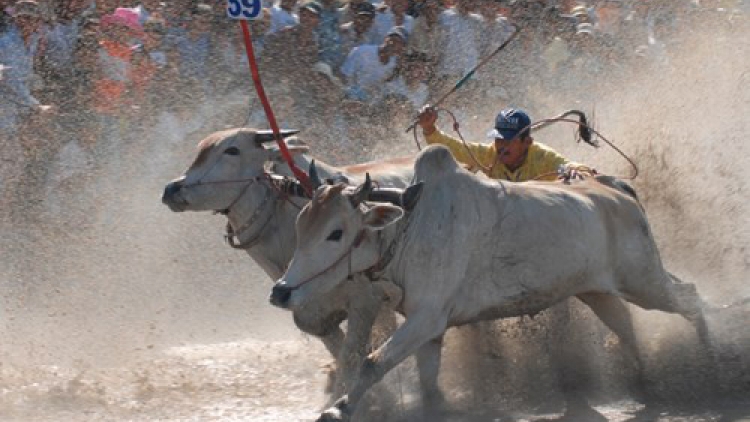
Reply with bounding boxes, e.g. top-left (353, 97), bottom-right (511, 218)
top-left (293, 309), bottom-right (347, 395)
top-left (624, 274), bottom-right (712, 351)
top-left (336, 277), bottom-right (382, 397)
top-left (416, 334), bottom-right (446, 410)
top-left (623, 274), bottom-right (723, 389)
top-left (577, 293), bottom-right (648, 399)
top-left (319, 311), bottom-right (448, 422)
